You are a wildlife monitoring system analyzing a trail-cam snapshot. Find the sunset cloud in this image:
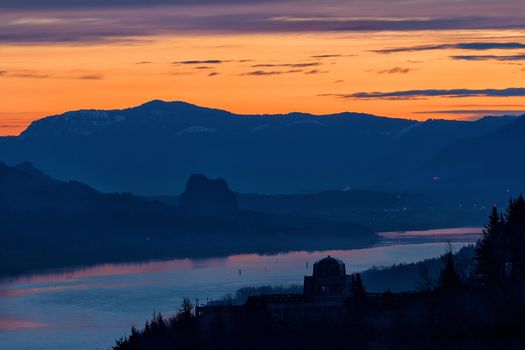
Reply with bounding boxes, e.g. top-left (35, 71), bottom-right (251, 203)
top-left (377, 67), bottom-right (414, 74)
top-left (173, 60), bottom-right (224, 65)
top-left (414, 109), bottom-right (525, 116)
top-left (451, 54), bottom-right (525, 61)
top-left (375, 42), bottom-right (525, 54)
top-left (75, 74), bottom-right (104, 80)
top-left (251, 62), bottom-right (320, 68)
top-left (310, 54), bottom-right (343, 59)
top-left (1, 70), bottom-right (49, 79)
top-left (304, 69), bottom-right (328, 75)
top-left (0, 69), bottom-right (105, 80)
top-left (1, 0), bottom-right (525, 44)
top-left (2, 16), bottom-right (514, 44)
top-left (326, 88), bottom-right (525, 100)
top-left (240, 69), bottom-right (303, 76)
